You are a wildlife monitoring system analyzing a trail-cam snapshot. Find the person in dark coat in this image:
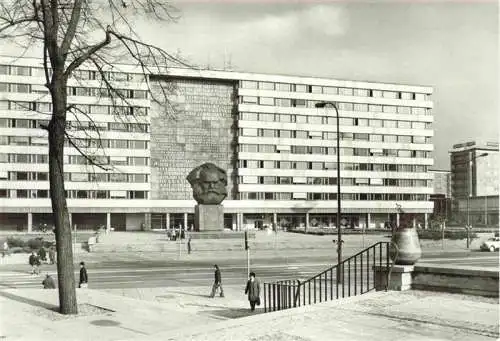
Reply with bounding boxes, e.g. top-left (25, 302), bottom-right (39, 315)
top-left (245, 271), bottom-right (261, 311)
top-left (209, 264), bottom-right (224, 297)
top-left (48, 246), bottom-right (56, 265)
top-left (79, 261), bottom-right (88, 288)
top-left (42, 274), bottom-right (56, 289)
top-left (29, 252), bottom-right (40, 275)
top-left (187, 236), bottom-right (192, 254)
top-left (38, 247), bottom-right (46, 263)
